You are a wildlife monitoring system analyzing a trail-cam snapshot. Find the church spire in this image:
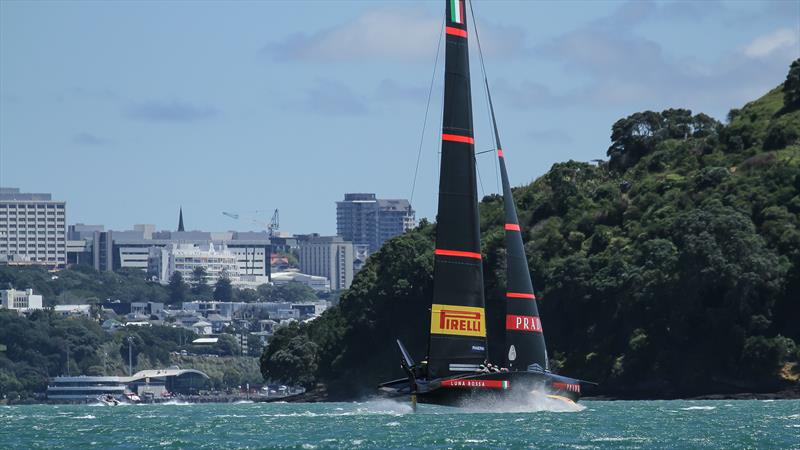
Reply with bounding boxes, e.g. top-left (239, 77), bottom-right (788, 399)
top-left (178, 207), bottom-right (185, 232)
